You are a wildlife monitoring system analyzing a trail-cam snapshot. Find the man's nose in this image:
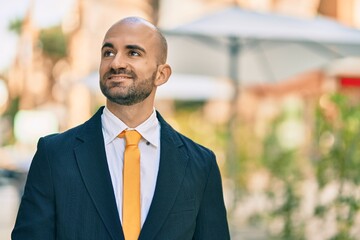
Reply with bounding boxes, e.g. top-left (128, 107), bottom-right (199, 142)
top-left (110, 53), bottom-right (128, 70)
